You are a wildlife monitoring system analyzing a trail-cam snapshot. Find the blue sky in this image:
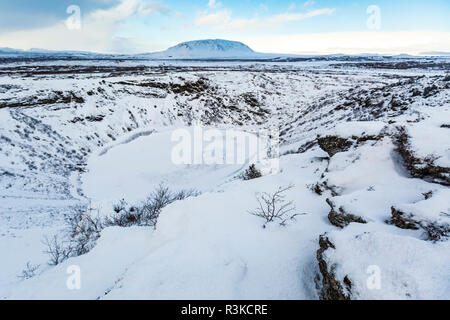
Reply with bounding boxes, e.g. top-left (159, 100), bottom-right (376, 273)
top-left (0, 0), bottom-right (449, 54)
